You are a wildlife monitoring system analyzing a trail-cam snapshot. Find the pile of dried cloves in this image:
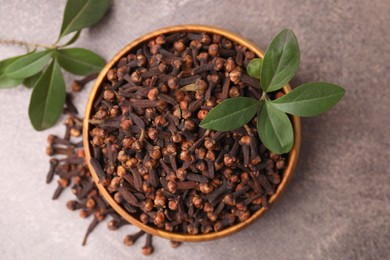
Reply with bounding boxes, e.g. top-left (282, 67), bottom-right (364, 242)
top-left (88, 31), bottom-right (287, 235)
top-left (46, 85), bottom-right (180, 256)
